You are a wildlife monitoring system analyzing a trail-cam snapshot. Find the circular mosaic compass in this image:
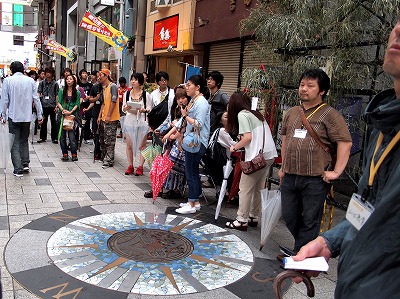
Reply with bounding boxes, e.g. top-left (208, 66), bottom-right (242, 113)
top-left (4, 206), bottom-right (263, 298)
